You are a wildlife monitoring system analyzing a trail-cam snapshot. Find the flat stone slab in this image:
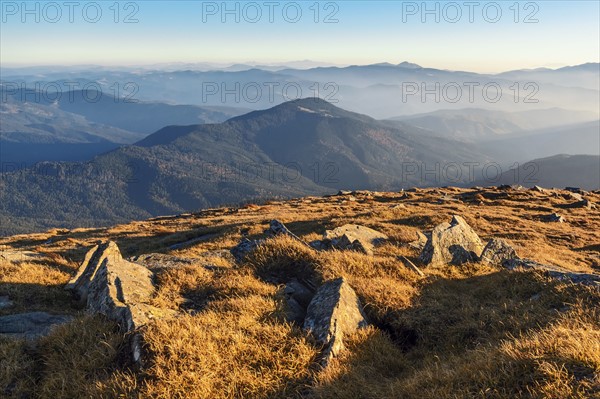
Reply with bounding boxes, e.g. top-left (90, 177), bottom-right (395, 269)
top-left (0, 312), bottom-right (73, 340)
top-left (503, 259), bottom-right (600, 287)
top-left (0, 250), bottom-right (44, 264)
